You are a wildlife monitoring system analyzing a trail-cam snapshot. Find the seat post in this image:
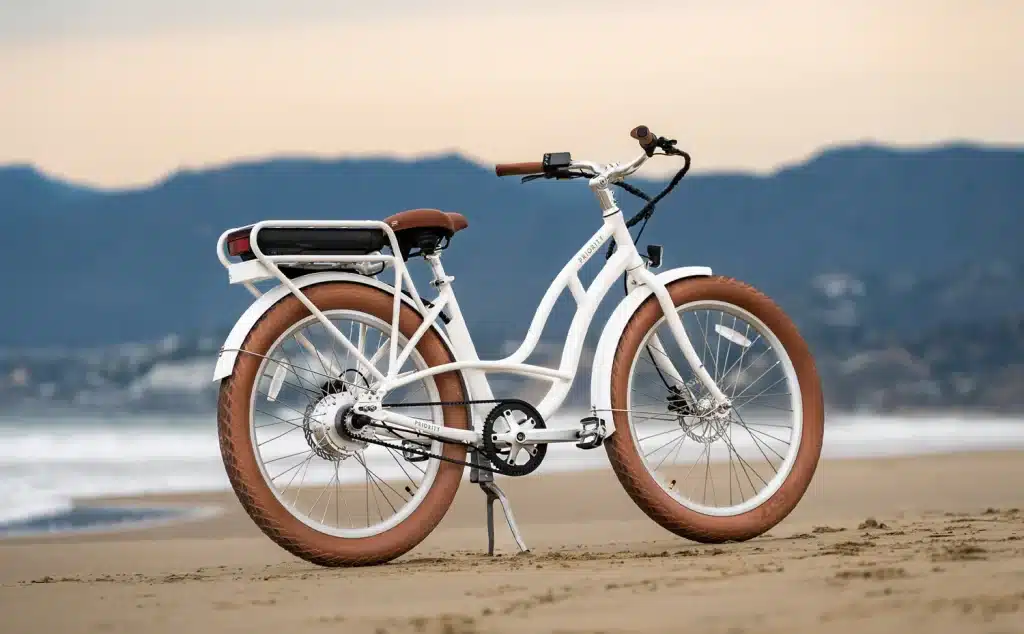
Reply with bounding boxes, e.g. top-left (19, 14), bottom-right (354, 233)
top-left (424, 253), bottom-right (453, 288)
